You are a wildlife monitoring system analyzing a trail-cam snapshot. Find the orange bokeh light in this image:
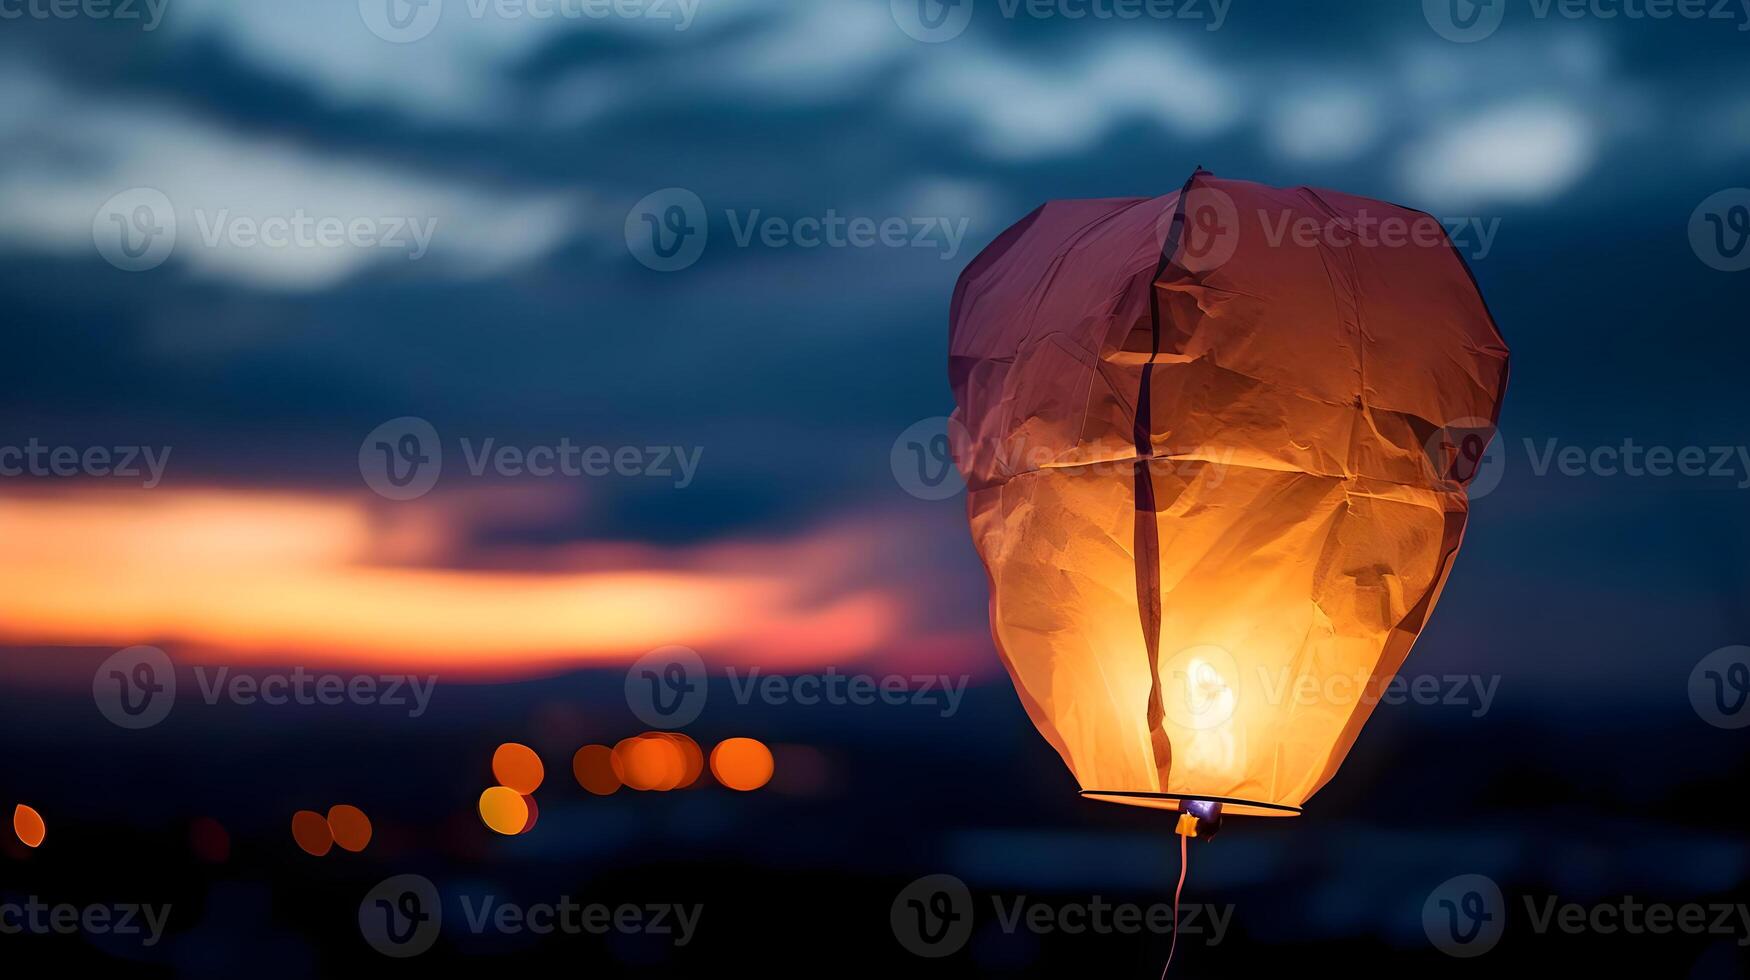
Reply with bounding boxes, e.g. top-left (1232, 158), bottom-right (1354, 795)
top-left (655, 732), bottom-right (705, 789)
top-left (291, 809), bottom-right (333, 856)
top-left (190, 816), bottom-right (230, 863)
top-left (612, 734), bottom-right (686, 791)
top-left (710, 737), bottom-right (774, 791)
top-left (572, 744), bottom-right (621, 796)
top-left (491, 743), bottom-right (545, 795)
top-left (327, 804), bottom-right (373, 853)
top-left (13, 805), bottom-right (45, 848)
top-left (478, 786), bottom-right (529, 836)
